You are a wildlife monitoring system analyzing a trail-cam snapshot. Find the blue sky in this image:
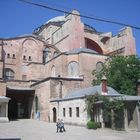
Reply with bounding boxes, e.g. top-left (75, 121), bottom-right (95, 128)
top-left (0, 0), bottom-right (140, 56)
